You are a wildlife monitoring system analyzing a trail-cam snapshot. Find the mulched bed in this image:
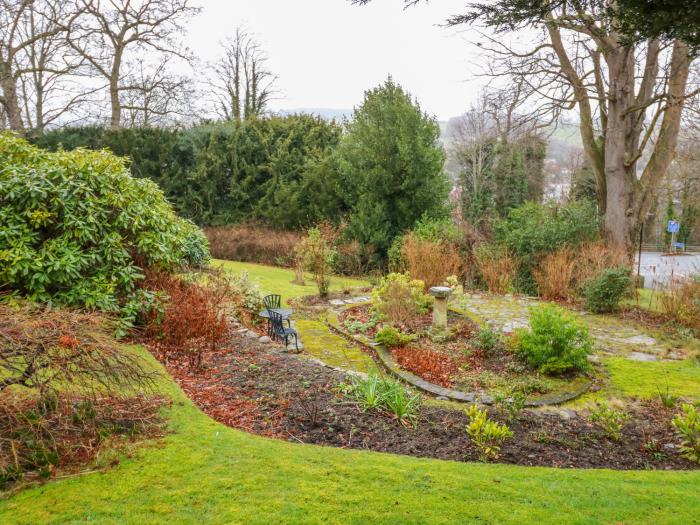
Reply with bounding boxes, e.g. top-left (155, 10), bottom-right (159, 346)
top-left (155, 331), bottom-right (698, 471)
